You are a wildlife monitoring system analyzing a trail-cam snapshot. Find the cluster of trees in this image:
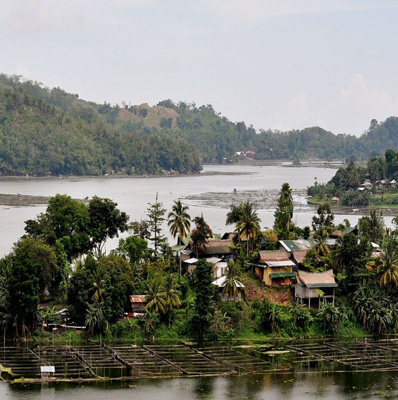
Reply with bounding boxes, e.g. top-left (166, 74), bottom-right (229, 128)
top-left (308, 150), bottom-right (398, 207)
top-left (3, 182), bottom-right (398, 341)
top-left (0, 75), bottom-right (201, 176)
top-left (4, 74), bottom-right (398, 177)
